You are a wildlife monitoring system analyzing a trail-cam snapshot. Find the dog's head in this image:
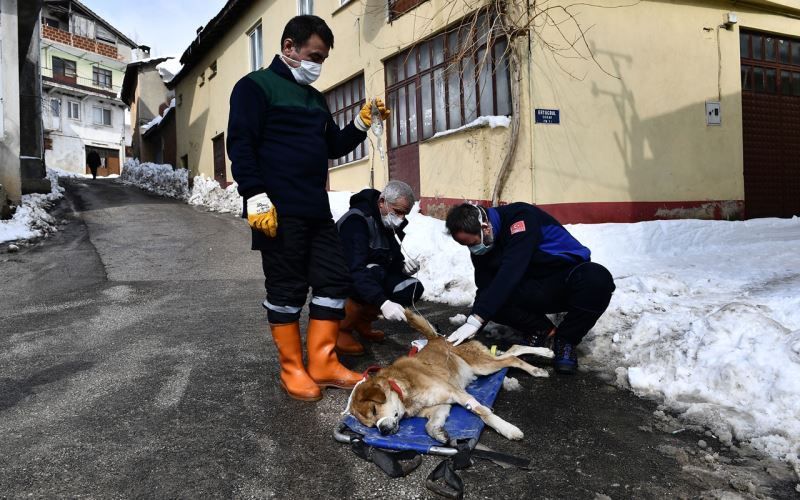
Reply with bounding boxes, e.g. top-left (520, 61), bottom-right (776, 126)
top-left (349, 376), bottom-right (406, 435)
